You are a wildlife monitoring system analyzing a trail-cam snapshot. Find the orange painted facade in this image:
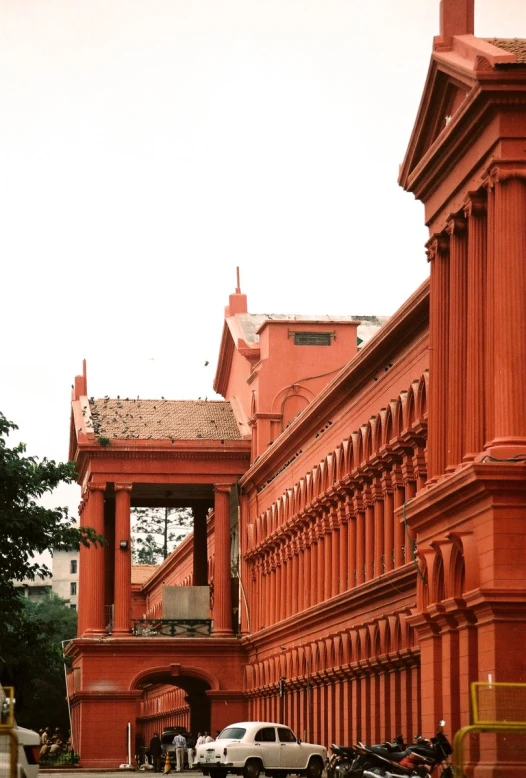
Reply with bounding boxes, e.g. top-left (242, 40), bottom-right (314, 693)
top-left (66, 3), bottom-right (526, 775)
